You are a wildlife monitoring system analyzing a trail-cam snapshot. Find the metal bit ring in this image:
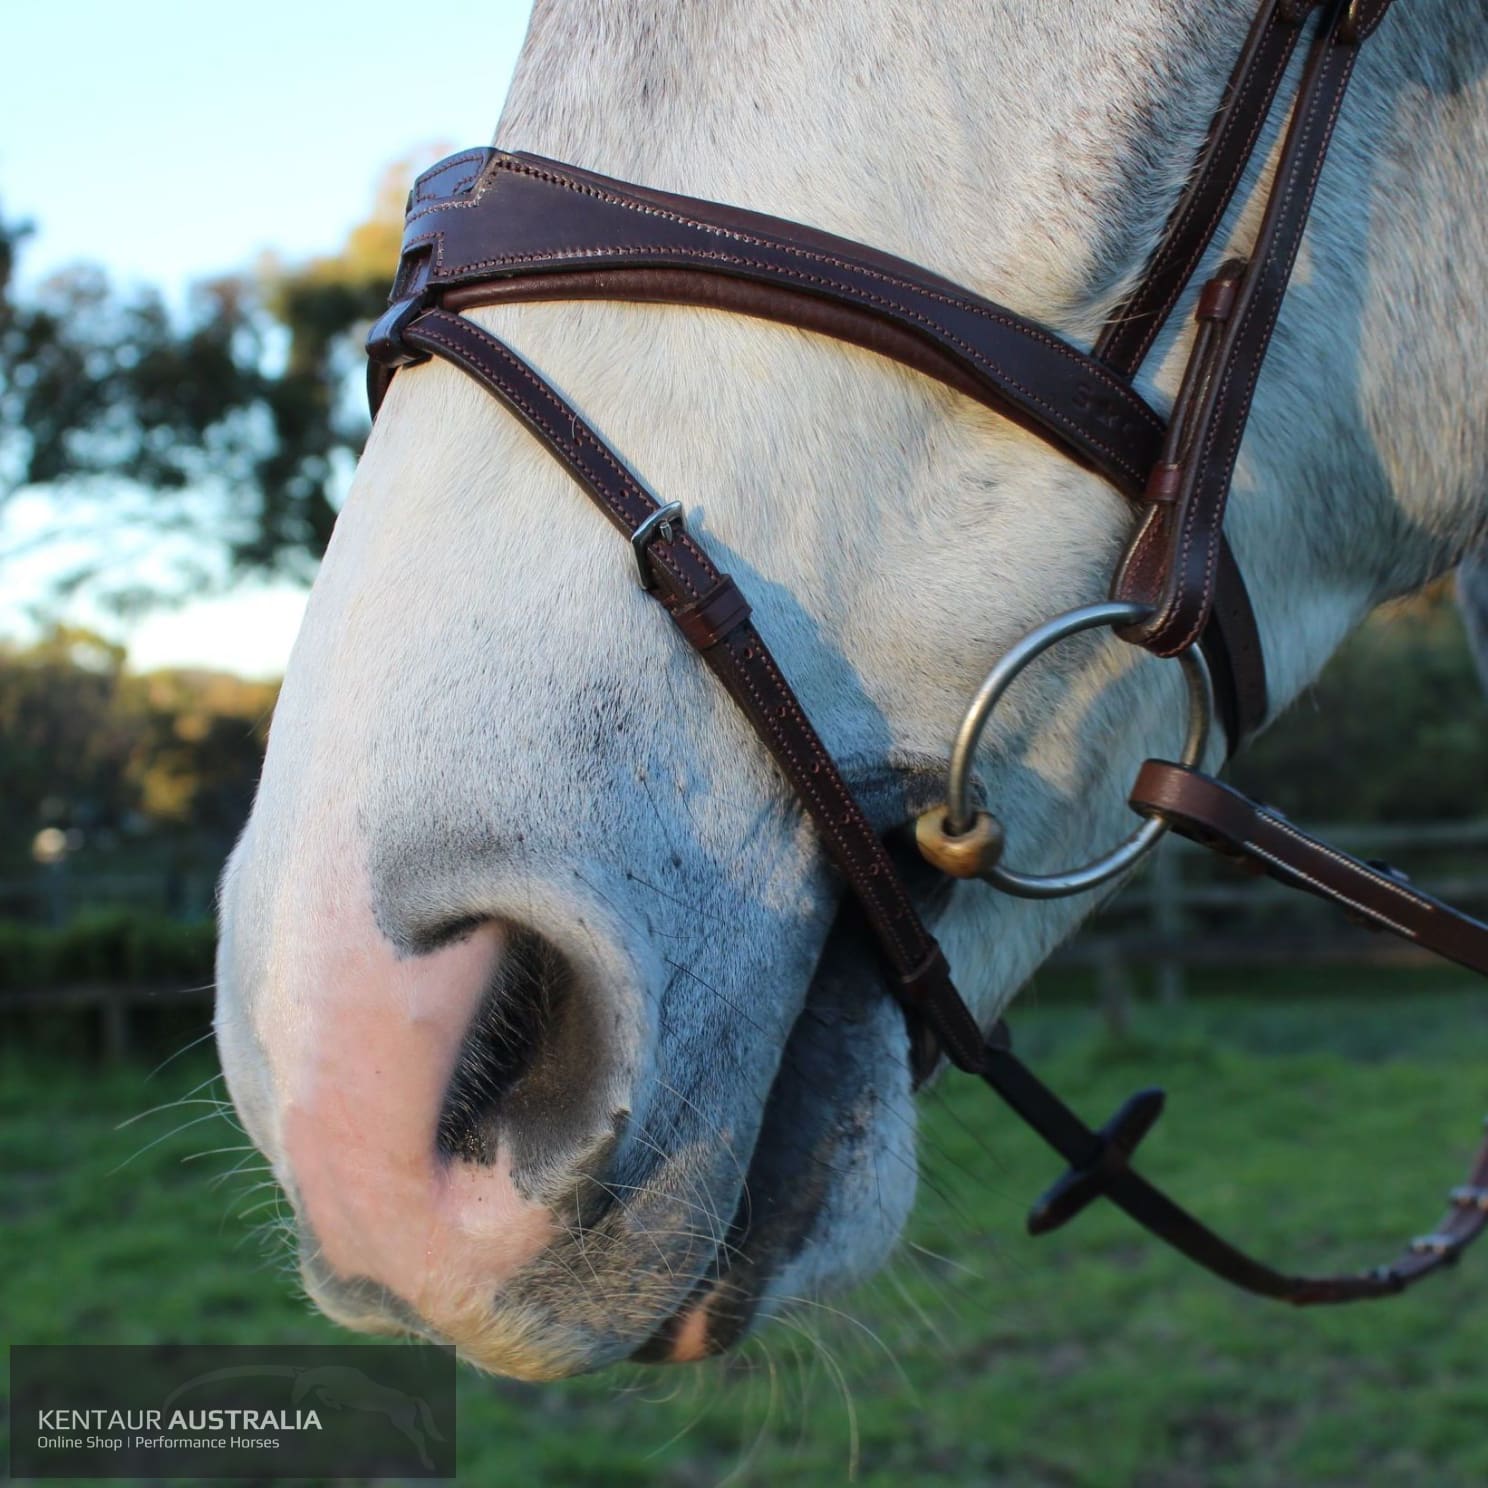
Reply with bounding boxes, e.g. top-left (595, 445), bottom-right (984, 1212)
top-left (933, 601), bottom-right (1214, 900)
